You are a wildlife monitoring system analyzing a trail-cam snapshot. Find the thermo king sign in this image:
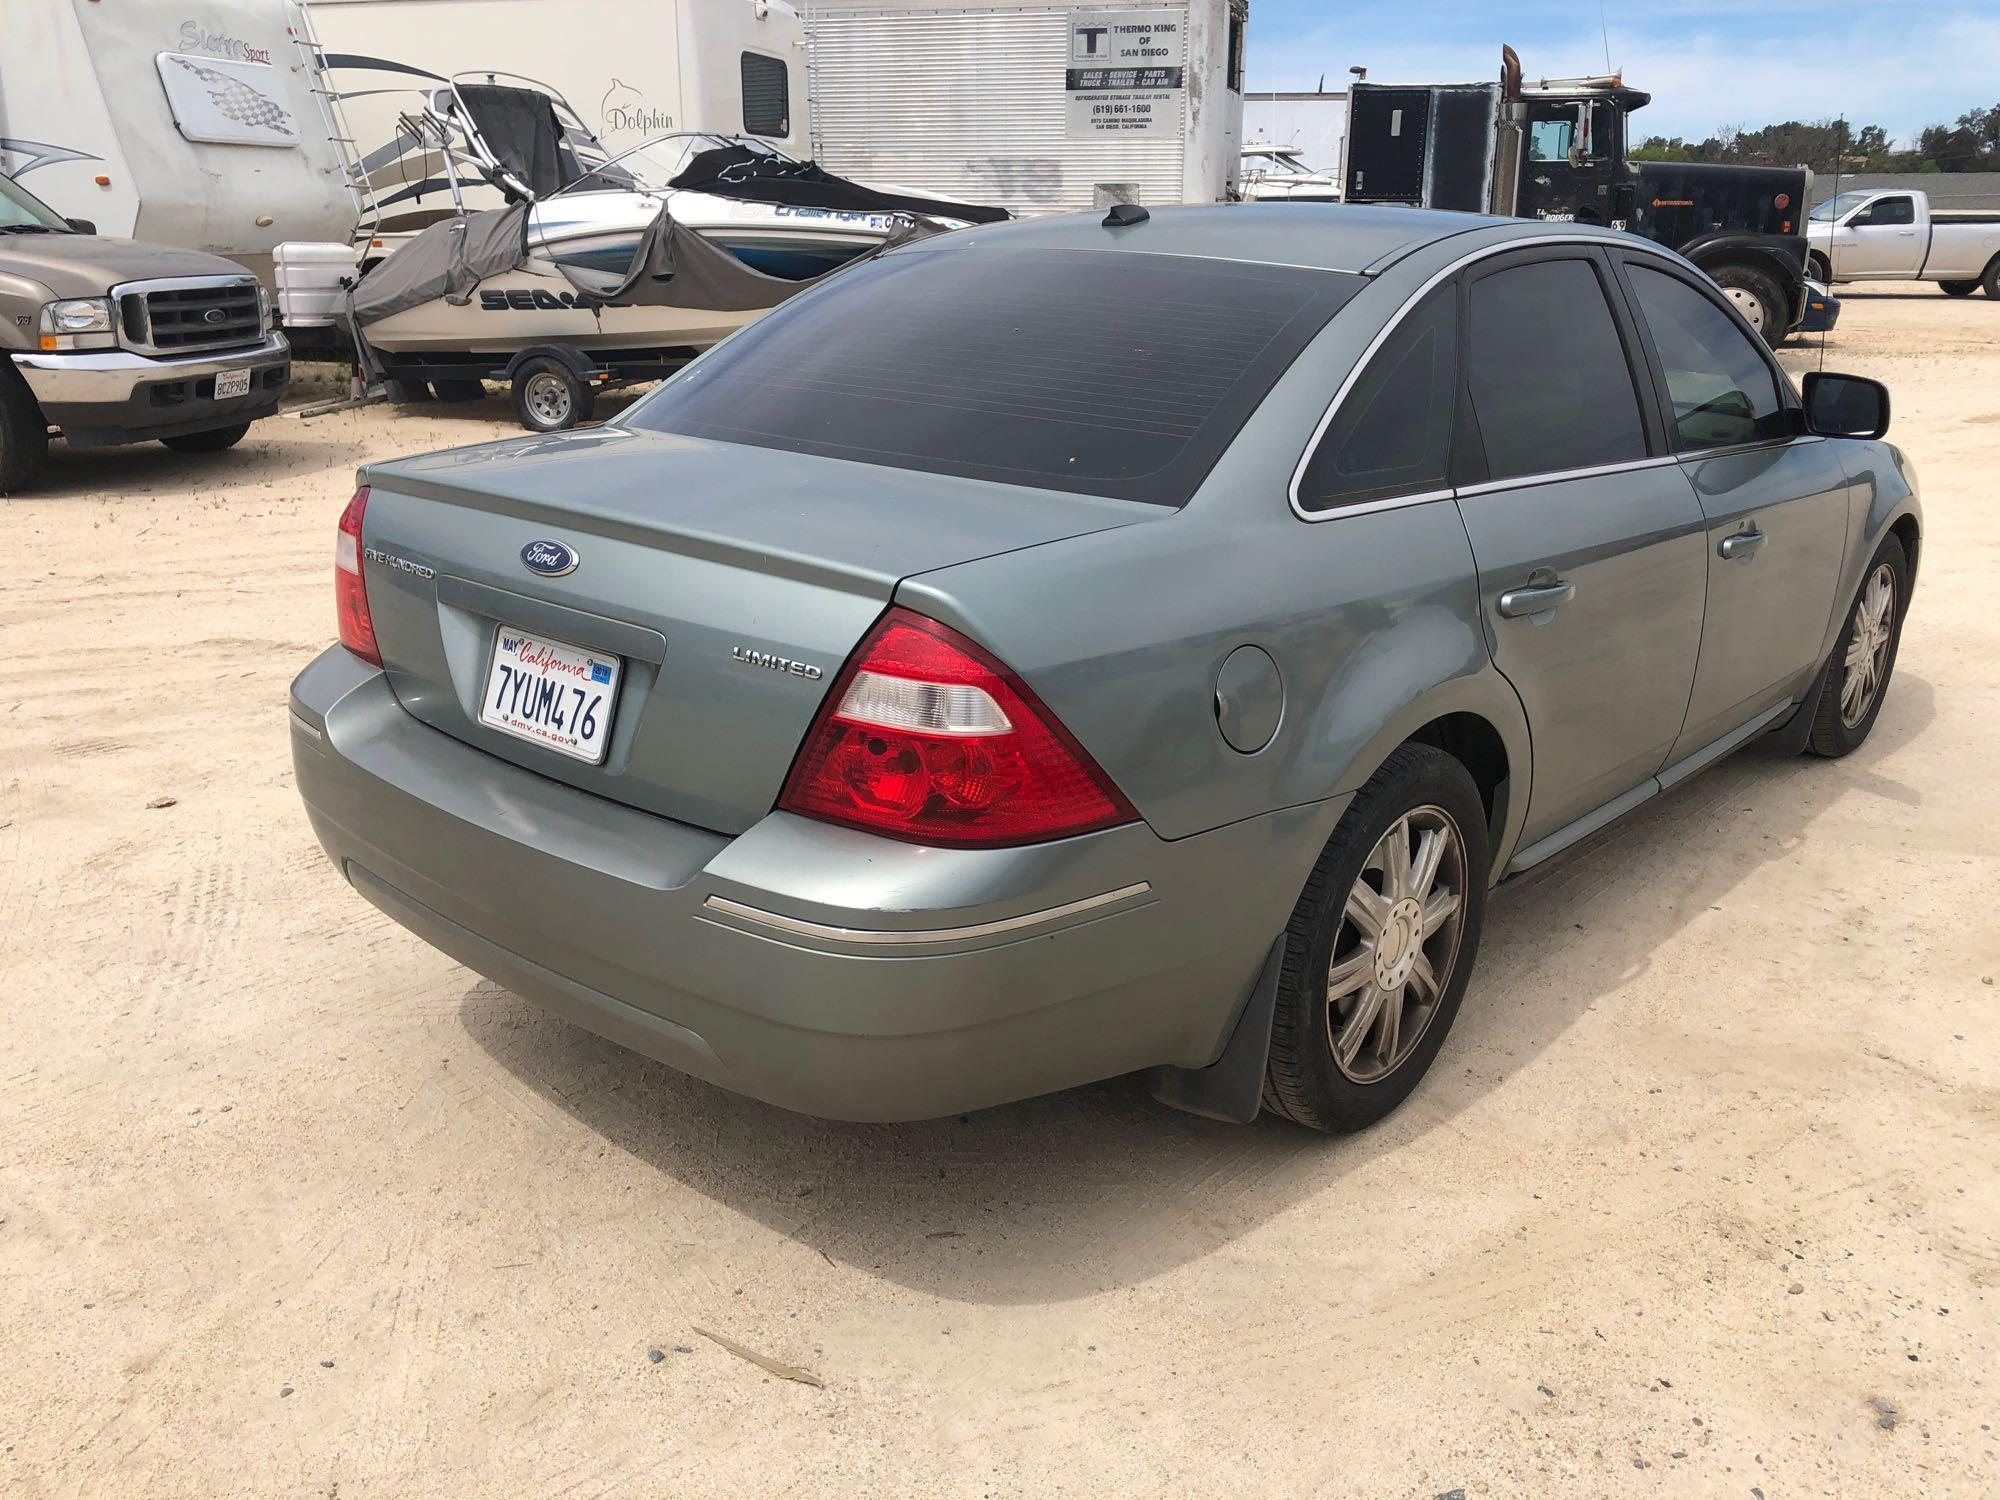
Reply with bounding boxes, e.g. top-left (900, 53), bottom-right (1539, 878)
top-left (1065, 10), bottom-right (1184, 140)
